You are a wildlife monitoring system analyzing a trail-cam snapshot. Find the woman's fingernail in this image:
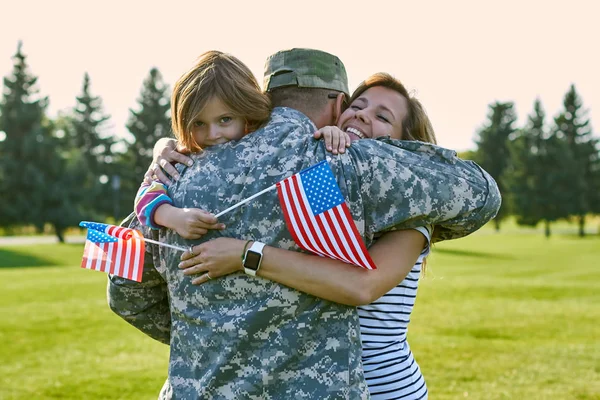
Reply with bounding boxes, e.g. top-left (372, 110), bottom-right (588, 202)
top-left (174, 174), bottom-right (180, 181)
top-left (166, 180), bottom-right (172, 186)
top-left (187, 160), bottom-right (193, 166)
top-left (178, 262), bottom-right (183, 268)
